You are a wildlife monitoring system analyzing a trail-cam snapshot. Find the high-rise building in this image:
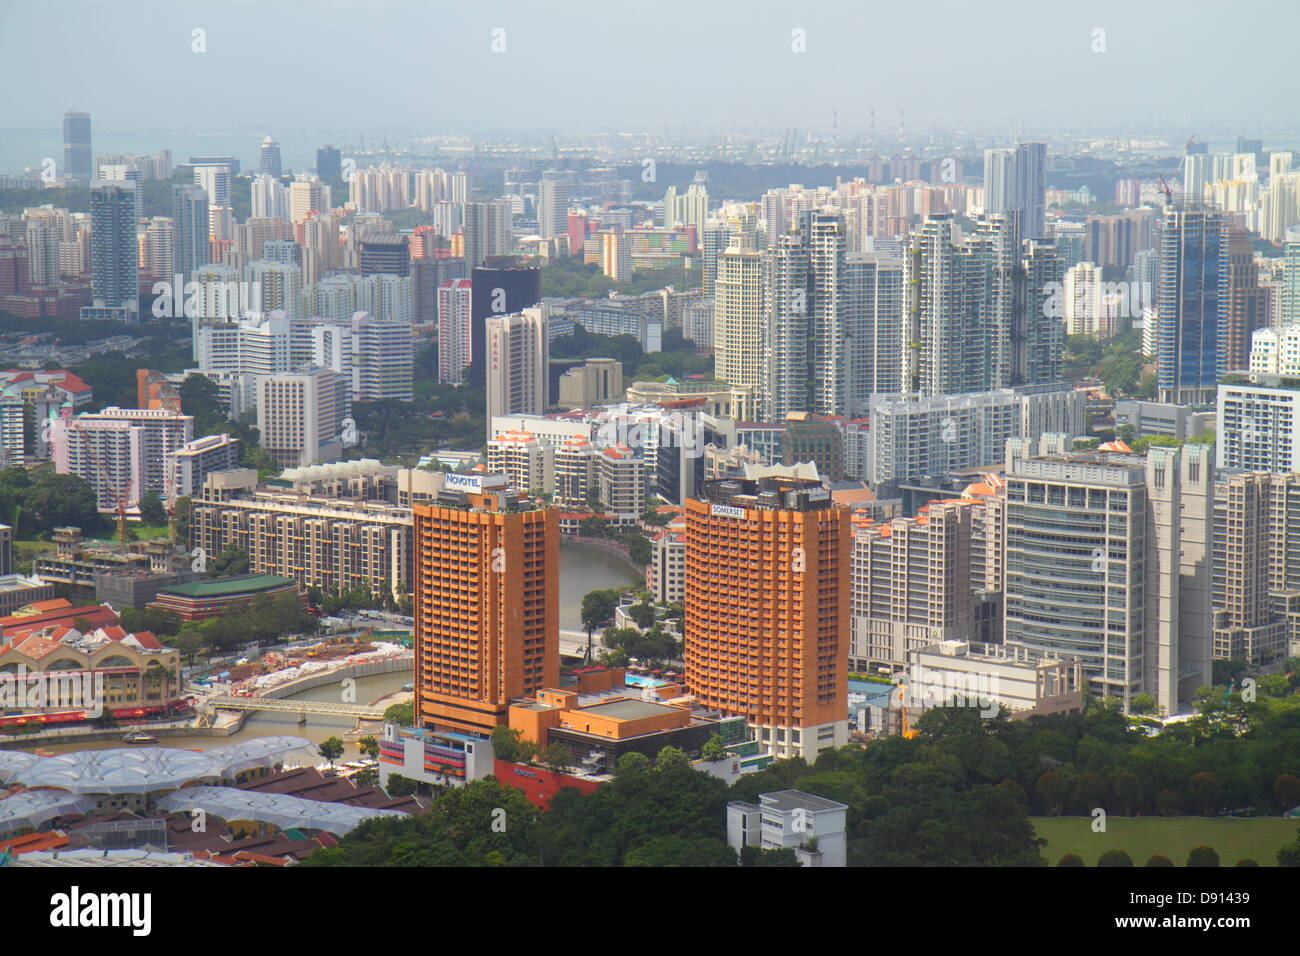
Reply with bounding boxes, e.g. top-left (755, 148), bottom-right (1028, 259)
top-left (288, 175), bottom-right (331, 224)
top-left (714, 249), bottom-right (765, 401)
top-left (309, 310), bottom-right (414, 402)
top-left (358, 233), bottom-right (410, 277)
top-left (251, 173), bottom-right (290, 222)
top-left (437, 278), bottom-right (473, 385)
top-left (684, 475), bottom-right (850, 761)
top-left (467, 264), bottom-right (540, 389)
top-left (850, 497), bottom-right (979, 670)
top-left (97, 164), bottom-right (143, 222)
top-left (62, 111), bottom-right (92, 186)
top-left (316, 146), bottom-right (342, 182)
top-left (258, 136), bottom-right (282, 178)
top-left (485, 307), bottom-right (548, 423)
top-left (86, 180), bottom-right (139, 322)
top-left (763, 228), bottom-right (810, 421)
top-left (1212, 472), bottom-right (1291, 665)
top-left (1003, 443), bottom-right (1212, 713)
top-left (255, 367), bottom-right (349, 469)
top-left (1220, 226), bottom-right (1269, 374)
top-left (193, 164), bottom-right (232, 207)
top-left (1014, 142), bottom-right (1047, 239)
top-left (1157, 206), bottom-right (1228, 404)
top-left (1216, 376), bottom-right (1300, 474)
top-left (983, 148), bottom-right (1015, 216)
top-left (463, 199), bottom-right (513, 270)
top-left (538, 176), bottom-right (569, 243)
top-left (413, 474), bottom-right (558, 734)
top-left (51, 407), bottom-right (195, 512)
